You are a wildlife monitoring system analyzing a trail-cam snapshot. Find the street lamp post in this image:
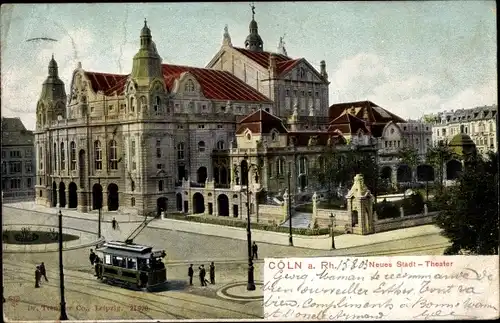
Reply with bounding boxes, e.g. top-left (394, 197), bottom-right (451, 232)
top-left (329, 213), bottom-right (336, 250)
top-left (288, 162), bottom-right (293, 246)
top-left (243, 154), bottom-right (256, 291)
top-left (58, 210), bottom-right (69, 320)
